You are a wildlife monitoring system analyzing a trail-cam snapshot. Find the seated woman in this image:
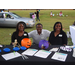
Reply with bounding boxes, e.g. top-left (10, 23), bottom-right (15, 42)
top-left (11, 22), bottom-right (29, 45)
top-left (48, 22), bottom-right (67, 45)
